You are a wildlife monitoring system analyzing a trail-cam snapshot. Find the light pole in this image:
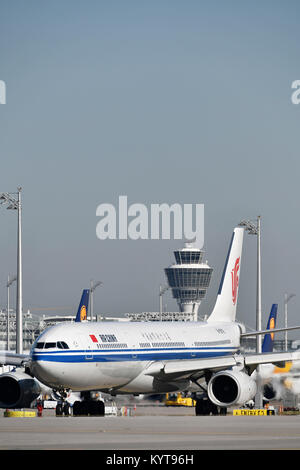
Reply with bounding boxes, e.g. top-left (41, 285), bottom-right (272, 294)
top-left (7, 274), bottom-right (17, 351)
top-left (90, 280), bottom-right (103, 321)
top-left (0, 187), bottom-right (23, 354)
top-left (239, 216), bottom-right (262, 407)
top-left (159, 285), bottom-right (169, 320)
top-left (239, 217), bottom-right (262, 352)
top-left (284, 293), bottom-right (296, 350)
